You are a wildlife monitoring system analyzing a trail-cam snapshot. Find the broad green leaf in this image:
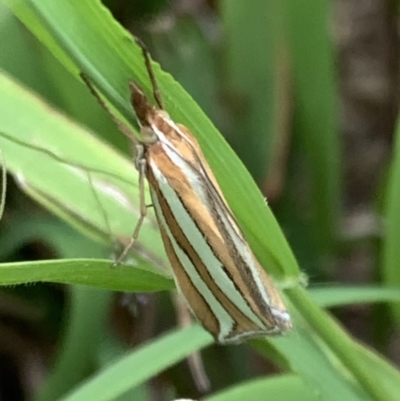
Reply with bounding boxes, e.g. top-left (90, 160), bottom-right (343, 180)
top-left (4, 0), bottom-right (300, 283)
top-left (0, 71), bottom-right (172, 280)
